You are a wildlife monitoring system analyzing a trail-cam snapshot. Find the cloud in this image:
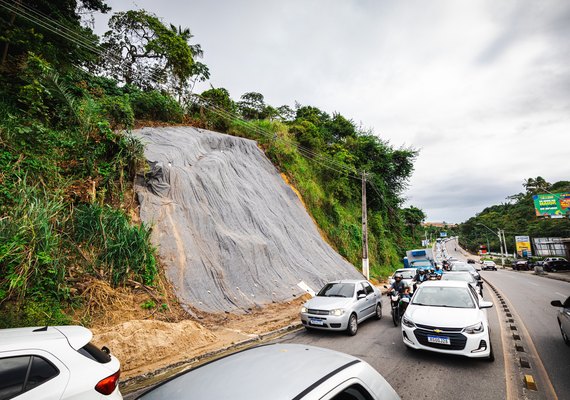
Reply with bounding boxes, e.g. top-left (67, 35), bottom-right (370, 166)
top-left (97, 0), bottom-right (570, 223)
